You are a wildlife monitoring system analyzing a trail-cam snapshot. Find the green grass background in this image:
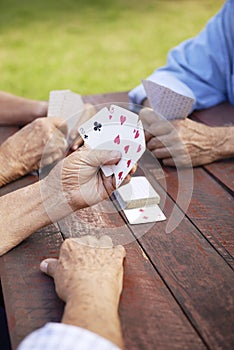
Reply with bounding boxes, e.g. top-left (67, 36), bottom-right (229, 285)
top-left (0, 0), bottom-right (224, 100)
